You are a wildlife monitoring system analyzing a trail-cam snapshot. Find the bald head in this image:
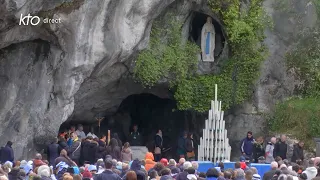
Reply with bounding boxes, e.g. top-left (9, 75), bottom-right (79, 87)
top-left (179, 158), bottom-right (186, 165)
top-left (281, 135), bottom-right (287, 142)
top-left (271, 161), bottom-right (278, 170)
